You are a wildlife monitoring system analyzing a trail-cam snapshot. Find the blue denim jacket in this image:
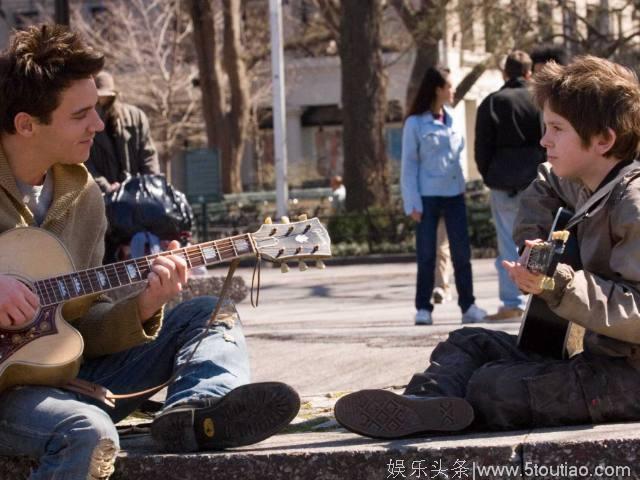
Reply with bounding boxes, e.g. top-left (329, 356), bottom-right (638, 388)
top-left (400, 107), bottom-right (466, 214)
